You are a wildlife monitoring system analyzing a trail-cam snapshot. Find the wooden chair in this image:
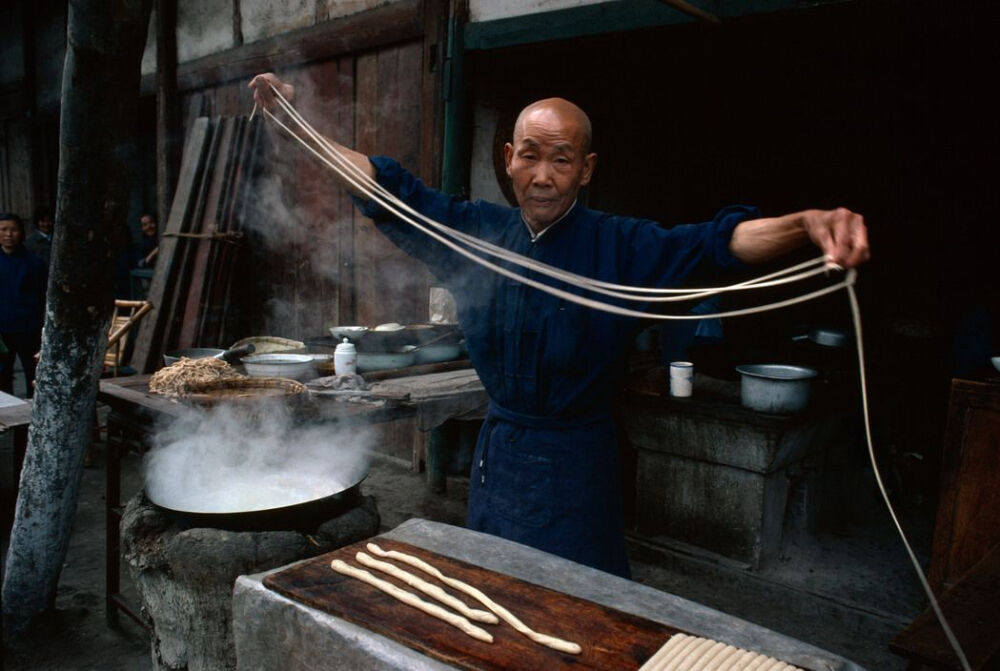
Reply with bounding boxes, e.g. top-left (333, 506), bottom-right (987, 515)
top-left (104, 299), bottom-right (153, 377)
